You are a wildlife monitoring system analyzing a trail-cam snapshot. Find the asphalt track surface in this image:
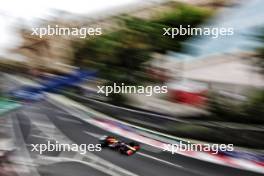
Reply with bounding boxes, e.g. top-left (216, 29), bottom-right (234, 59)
top-left (7, 99), bottom-right (262, 176)
top-left (1, 74), bottom-right (262, 176)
